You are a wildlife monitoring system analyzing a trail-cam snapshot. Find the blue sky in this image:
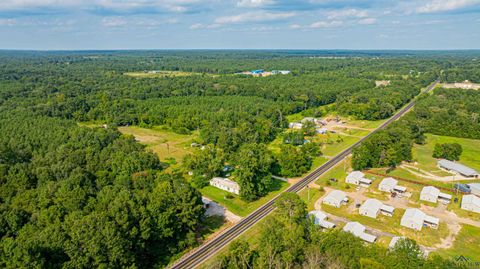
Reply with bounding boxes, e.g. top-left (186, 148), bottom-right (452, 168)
top-left (0, 0), bottom-right (479, 50)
